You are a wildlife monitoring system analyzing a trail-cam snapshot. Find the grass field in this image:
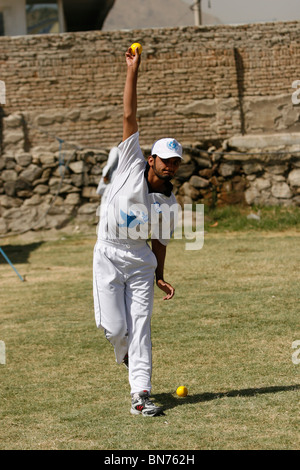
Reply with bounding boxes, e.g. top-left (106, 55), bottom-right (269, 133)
top-left (0, 206), bottom-right (299, 450)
